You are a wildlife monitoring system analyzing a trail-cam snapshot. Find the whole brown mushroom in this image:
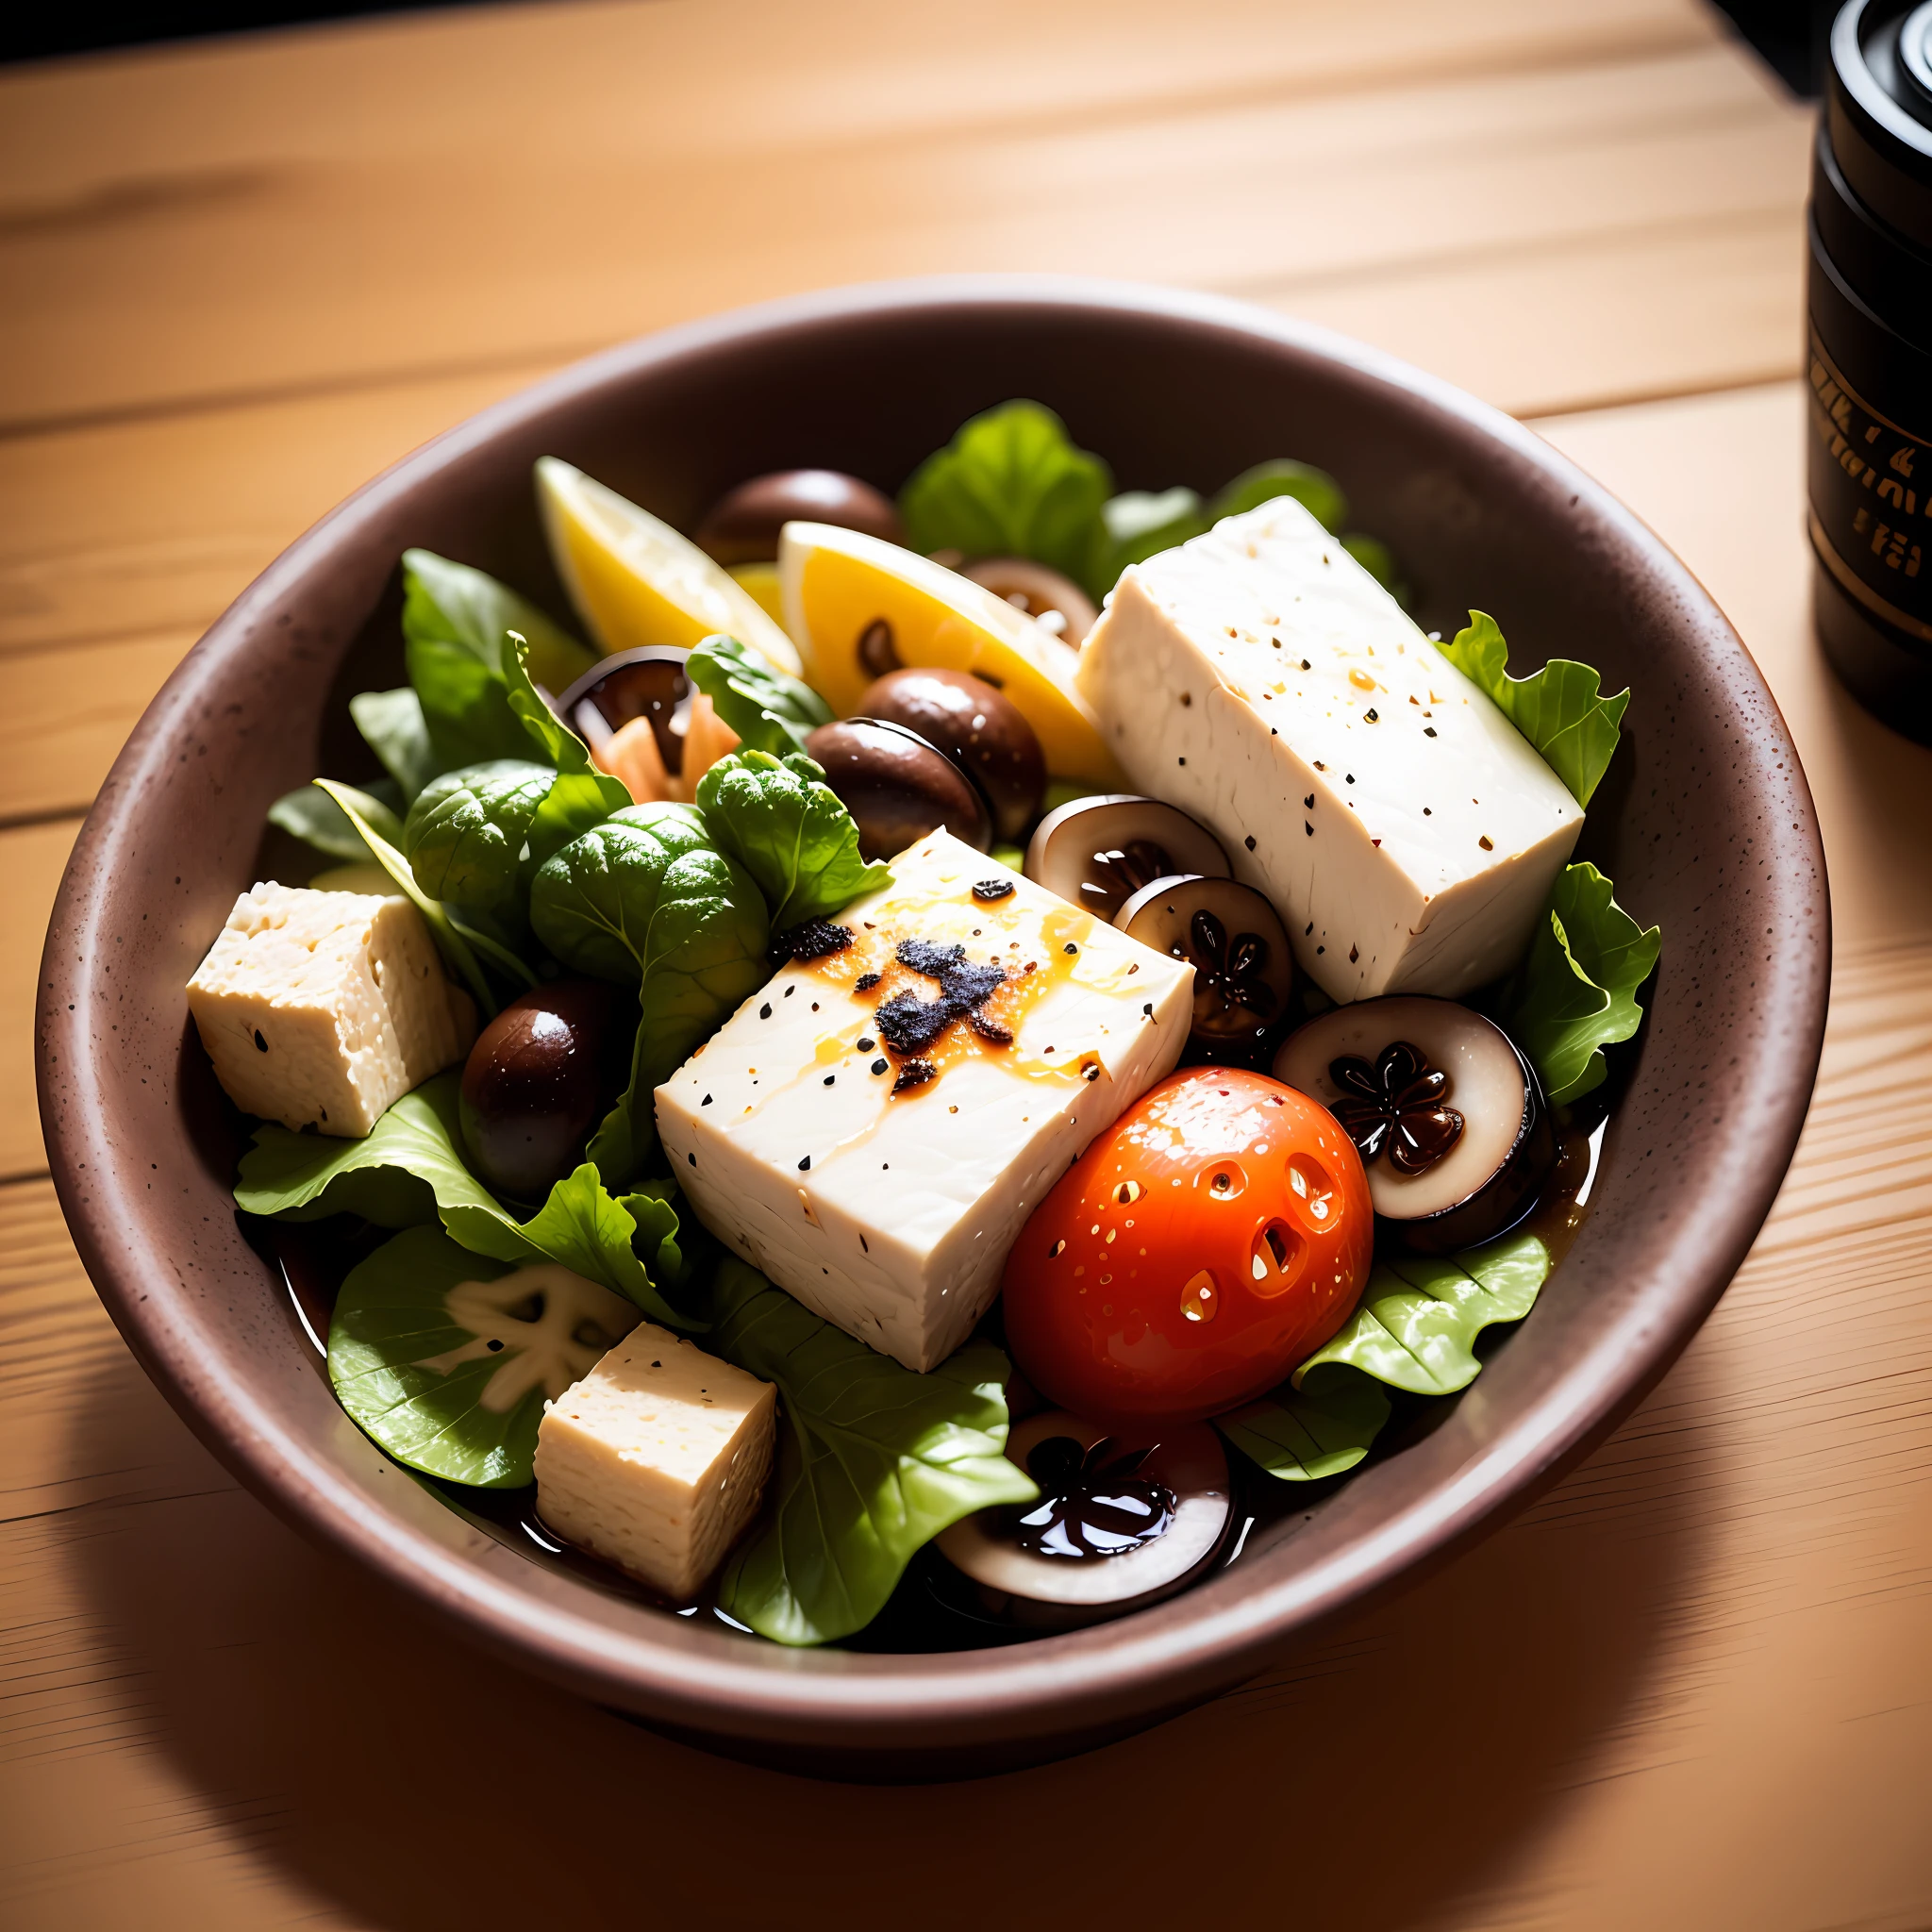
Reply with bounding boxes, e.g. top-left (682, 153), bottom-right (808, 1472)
top-left (857, 666), bottom-right (1045, 843)
top-left (803, 718), bottom-right (991, 861)
top-left (694, 469), bottom-right (904, 565)
top-left (960, 558), bottom-right (1098, 646)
